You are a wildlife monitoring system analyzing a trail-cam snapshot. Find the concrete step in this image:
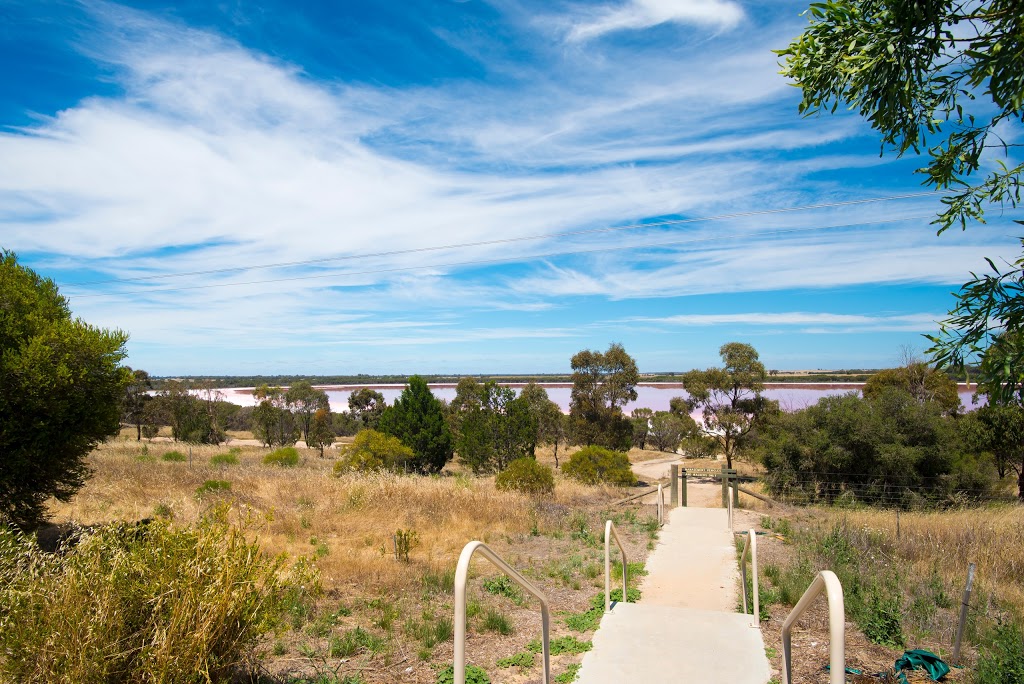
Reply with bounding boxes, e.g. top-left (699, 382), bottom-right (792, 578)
top-left (575, 603), bottom-right (772, 684)
top-left (639, 506), bottom-right (738, 611)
